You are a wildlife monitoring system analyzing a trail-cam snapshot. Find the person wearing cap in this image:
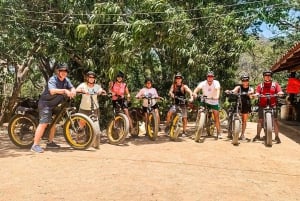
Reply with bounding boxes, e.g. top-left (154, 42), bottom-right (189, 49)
top-left (108, 71), bottom-right (134, 132)
top-left (136, 78), bottom-right (162, 133)
top-left (165, 72), bottom-right (193, 137)
top-left (31, 63), bottom-right (76, 153)
top-left (193, 71), bottom-right (223, 139)
top-left (76, 71), bottom-right (106, 119)
top-left (252, 70), bottom-right (284, 143)
top-left (225, 74), bottom-right (254, 140)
